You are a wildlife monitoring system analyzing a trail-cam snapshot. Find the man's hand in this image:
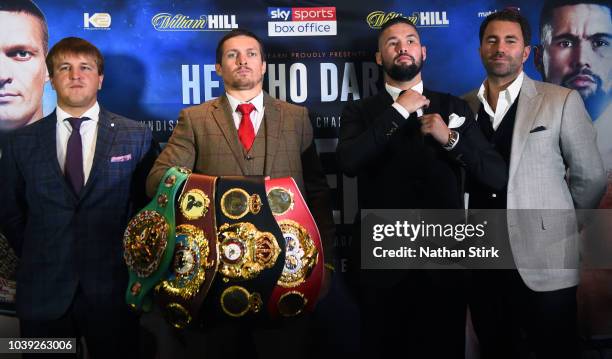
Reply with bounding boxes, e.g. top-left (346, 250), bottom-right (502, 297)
top-left (397, 89), bottom-right (430, 114)
top-left (419, 113), bottom-right (451, 145)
